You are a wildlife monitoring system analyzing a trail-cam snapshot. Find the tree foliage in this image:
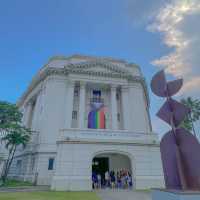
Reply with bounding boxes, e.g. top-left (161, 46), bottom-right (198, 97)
top-left (180, 97), bottom-right (200, 132)
top-left (0, 101), bottom-right (22, 128)
top-left (0, 101), bottom-right (31, 183)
